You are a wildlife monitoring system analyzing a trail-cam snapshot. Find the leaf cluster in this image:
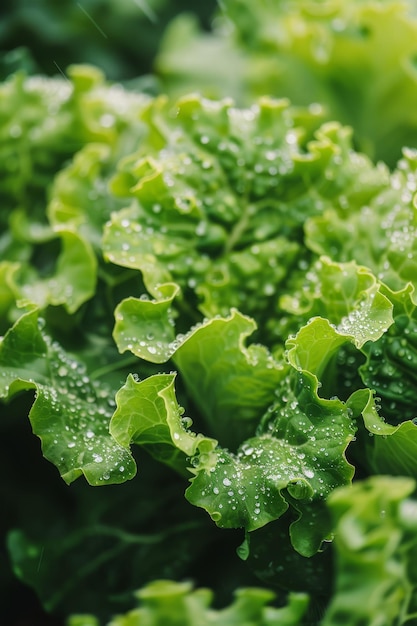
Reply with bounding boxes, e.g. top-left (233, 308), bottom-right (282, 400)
top-left (3, 4), bottom-right (417, 626)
